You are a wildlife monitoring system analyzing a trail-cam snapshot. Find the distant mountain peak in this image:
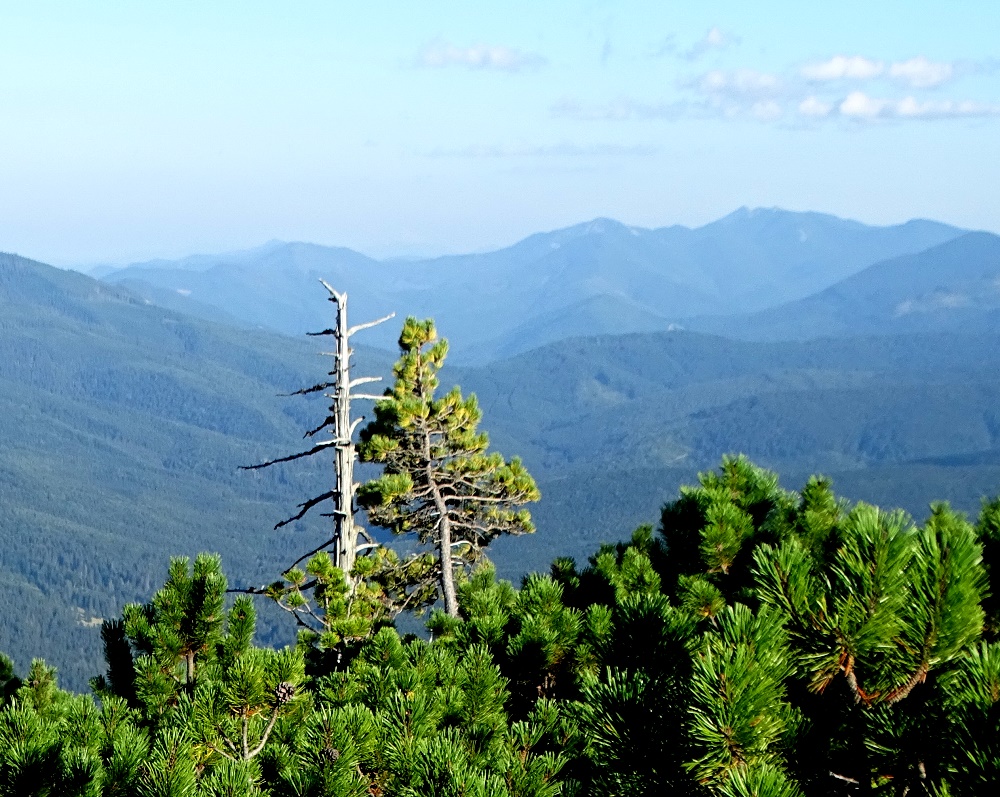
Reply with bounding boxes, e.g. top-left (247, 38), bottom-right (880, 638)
top-left (583, 217), bottom-right (628, 233)
top-left (553, 217), bottom-right (634, 238)
top-left (717, 206), bottom-right (773, 222)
